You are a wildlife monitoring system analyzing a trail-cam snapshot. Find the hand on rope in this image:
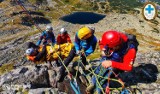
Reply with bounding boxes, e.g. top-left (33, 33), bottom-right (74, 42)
top-left (106, 86), bottom-right (110, 94)
top-left (67, 73), bottom-right (73, 80)
top-left (102, 60), bottom-right (112, 69)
